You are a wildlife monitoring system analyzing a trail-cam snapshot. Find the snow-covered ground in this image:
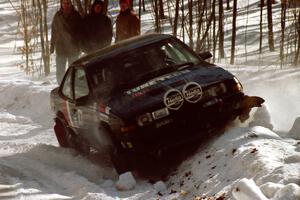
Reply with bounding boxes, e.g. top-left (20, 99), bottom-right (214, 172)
top-left (0, 1), bottom-right (299, 199)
